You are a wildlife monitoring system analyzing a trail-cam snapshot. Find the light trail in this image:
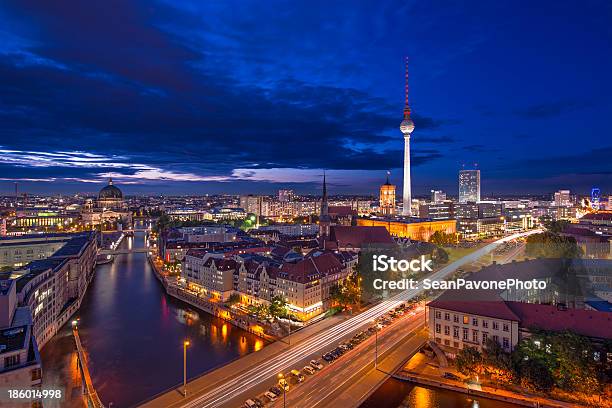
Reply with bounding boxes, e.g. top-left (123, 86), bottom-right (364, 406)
top-left (179, 230), bottom-right (539, 408)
